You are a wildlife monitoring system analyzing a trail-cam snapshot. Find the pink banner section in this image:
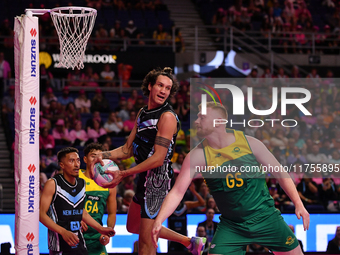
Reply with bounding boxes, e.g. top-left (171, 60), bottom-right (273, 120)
top-left (14, 15), bottom-right (40, 255)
